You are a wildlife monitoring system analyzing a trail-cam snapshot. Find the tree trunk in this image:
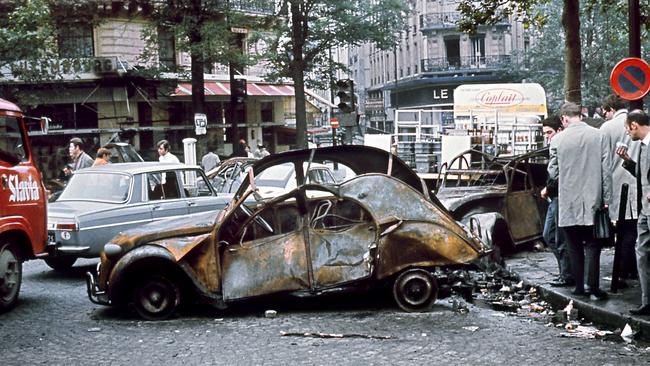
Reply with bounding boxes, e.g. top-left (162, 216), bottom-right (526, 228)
top-left (562, 0), bottom-right (581, 103)
top-left (290, 1), bottom-right (308, 149)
